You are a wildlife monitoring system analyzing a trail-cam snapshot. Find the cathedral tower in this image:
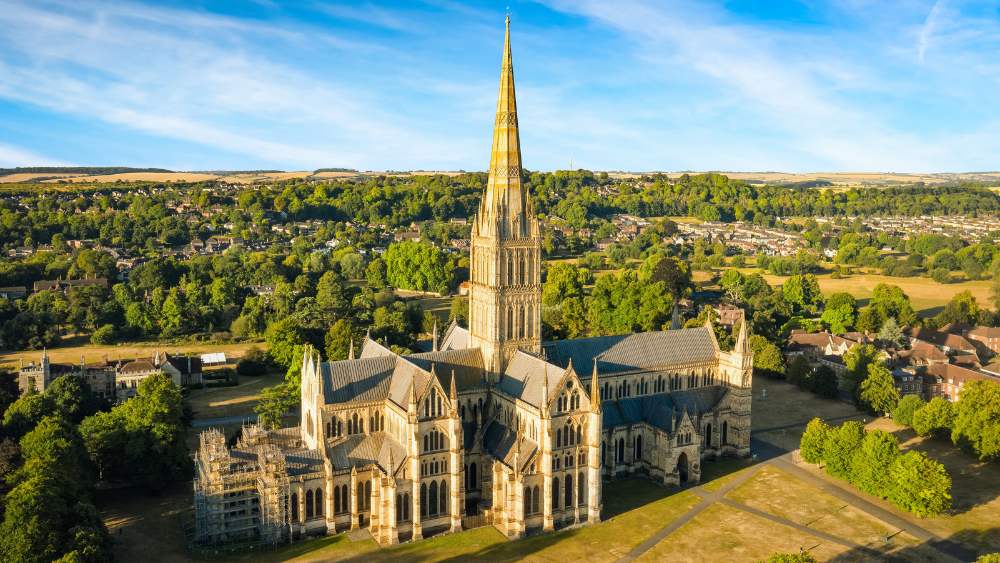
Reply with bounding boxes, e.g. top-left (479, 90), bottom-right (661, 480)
top-left (468, 16), bottom-right (542, 374)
